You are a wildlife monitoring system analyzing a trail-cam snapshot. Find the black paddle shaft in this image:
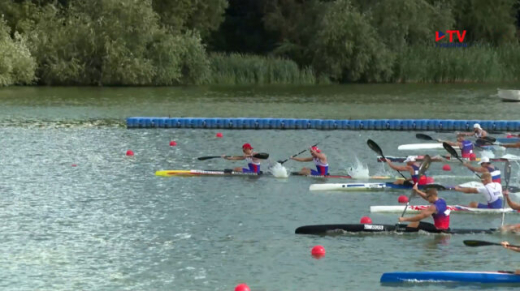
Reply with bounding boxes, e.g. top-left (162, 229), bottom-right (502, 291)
top-left (464, 240), bottom-right (520, 248)
top-left (442, 142), bottom-right (481, 179)
top-left (278, 136), bottom-right (330, 164)
top-left (367, 139), bottom-right (408, 180)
